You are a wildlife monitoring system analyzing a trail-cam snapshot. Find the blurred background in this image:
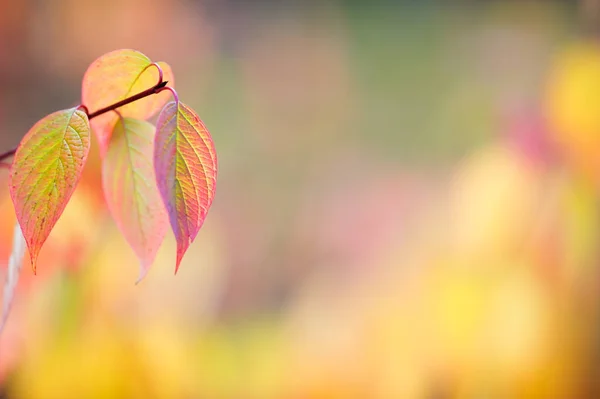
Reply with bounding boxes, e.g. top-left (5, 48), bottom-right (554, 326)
top-left (0, 0), bottom-right (599, 397)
